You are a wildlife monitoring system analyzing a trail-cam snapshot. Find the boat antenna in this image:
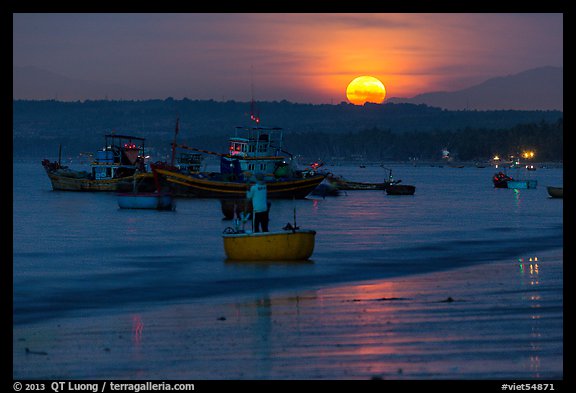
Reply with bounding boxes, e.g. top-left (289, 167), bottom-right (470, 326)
top-left (381, 166), bottom-right (393, 182)
top-left (170, 117), bottom-right (179, 167)
top-left (292, 196), bottom-right (299, 232)
top-left (250, 65), bottom-right (260, 124)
